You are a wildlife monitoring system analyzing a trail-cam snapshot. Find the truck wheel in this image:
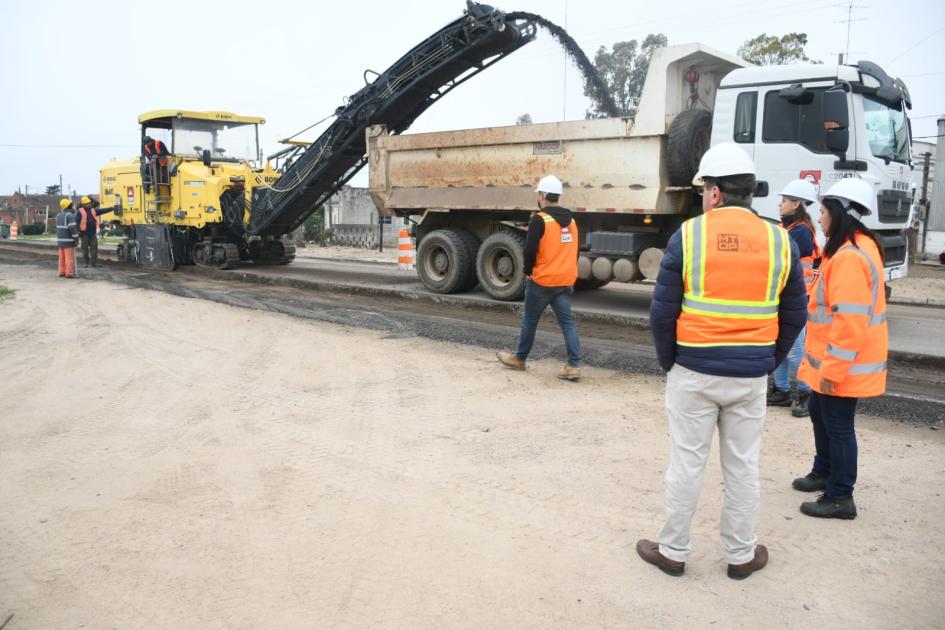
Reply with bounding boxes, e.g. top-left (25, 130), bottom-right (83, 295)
top-left (477, 231), bottom-right (526, 301)
top-left (454, 229), bottom-right (482, 291)
top-left (666, 109), bottom-right (713, 186)
top-left (416, 228), bottom-right (475, 294)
